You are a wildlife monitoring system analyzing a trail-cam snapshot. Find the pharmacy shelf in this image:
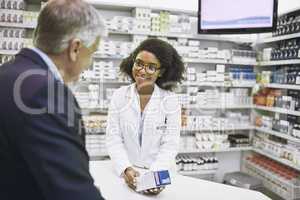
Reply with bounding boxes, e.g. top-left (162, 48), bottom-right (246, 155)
top-left (86, 0), bottom-right (197, 16)
top-left (254, 105), bottom-right (300, 117)
top-left (0, 22), bottom-right (36, 29)
top-left (184, 58), bottom-right (257, 65)
top-left (262, 83), bottom-right (300, 90)
top-left (181, 82), bottom-right (255, 88)
top-left (178, 170), bottom-right (217, 176)
top-left (179, 147), bottom-right (253, 154)
top-left (255, 126), bottom-right (300, 143)
top-left (109, 30), bottom-right (253, 43)
top-left (256, 32), bottom-right (300, 44)
top-left (92, 54), bottom-right (258, 66)
top-left (82, 108), bottom-right (108, 114)
top-left (79, 80), bottom-right (131, 85)
top-left (258, 59), bottom-right (300, 66)
top-left (184, 105), bottom-right (253, 110)
top-left (253, 148), bottom-right (300, 171)
top-left (181, 126), bottom-right (254, 132)
top-left (93, 54), bottom-right (124, 60)
top-left (0, 49), bottom-right (19, 55)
